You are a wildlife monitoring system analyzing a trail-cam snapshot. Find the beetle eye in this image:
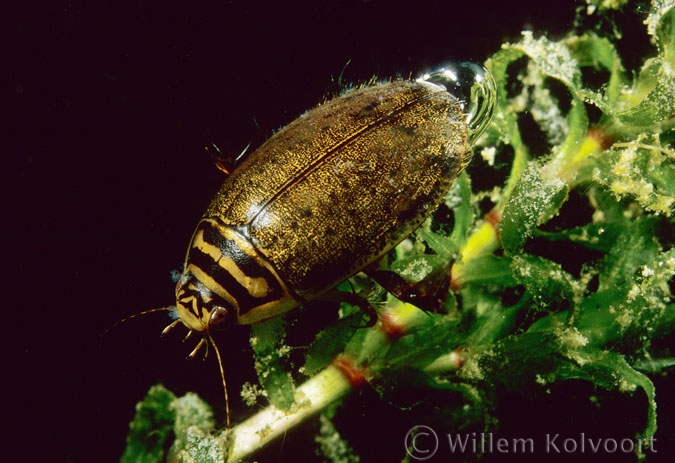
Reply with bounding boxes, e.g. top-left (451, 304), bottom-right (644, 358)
top-left (209, 306), bottom-right (232, 331)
